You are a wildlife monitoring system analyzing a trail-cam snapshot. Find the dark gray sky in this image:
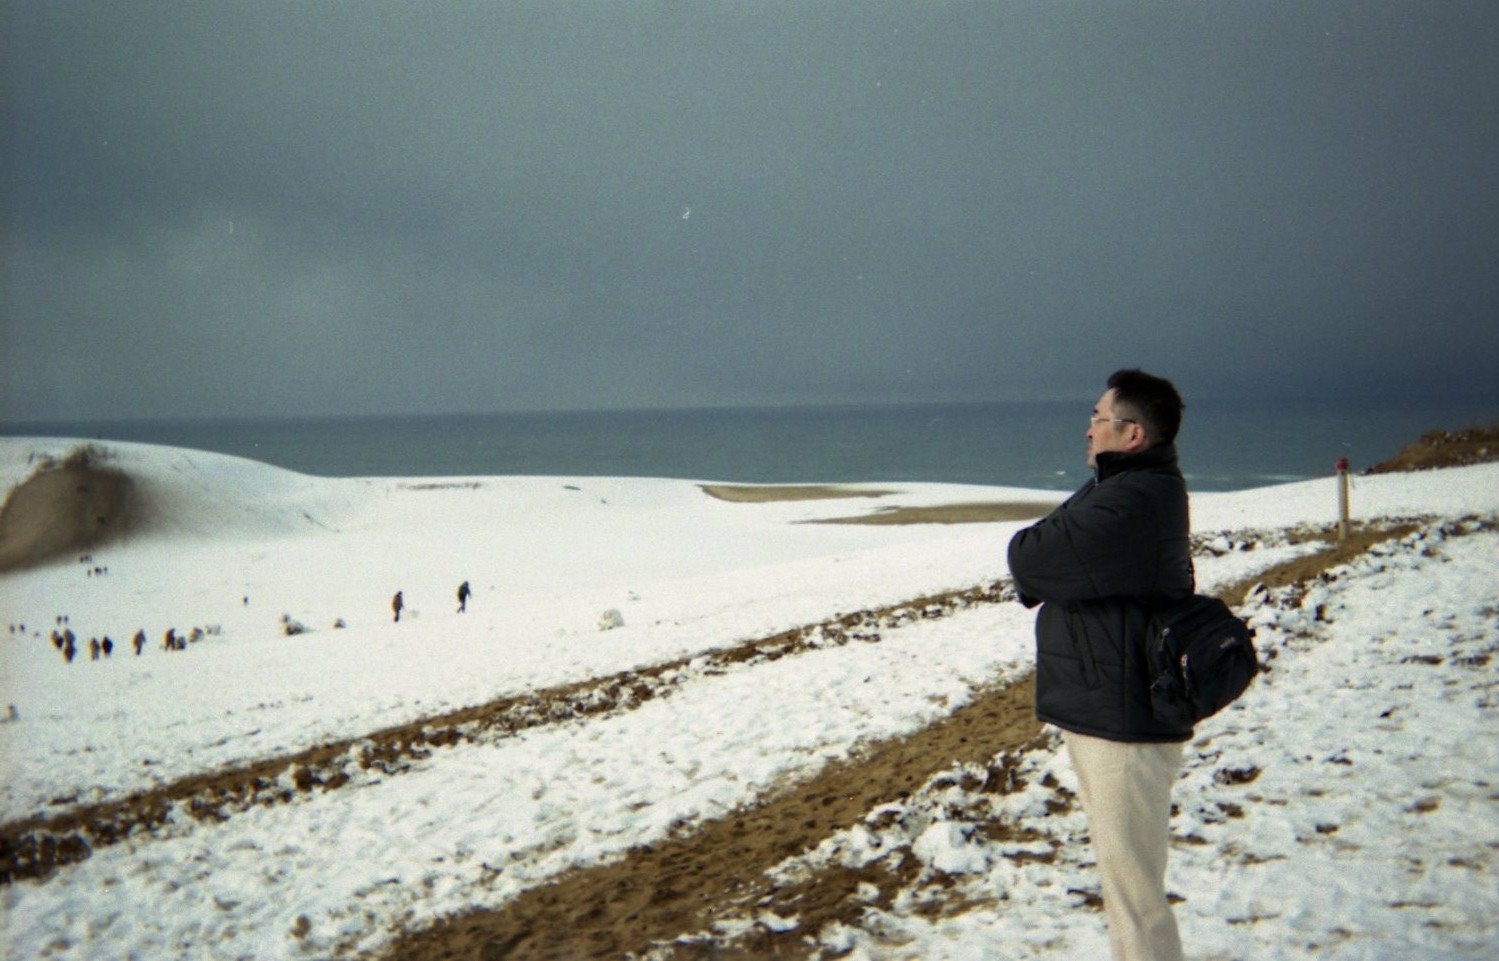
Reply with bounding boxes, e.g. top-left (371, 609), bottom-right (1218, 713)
top-left (4, 1), bottom-right (1497, 422)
